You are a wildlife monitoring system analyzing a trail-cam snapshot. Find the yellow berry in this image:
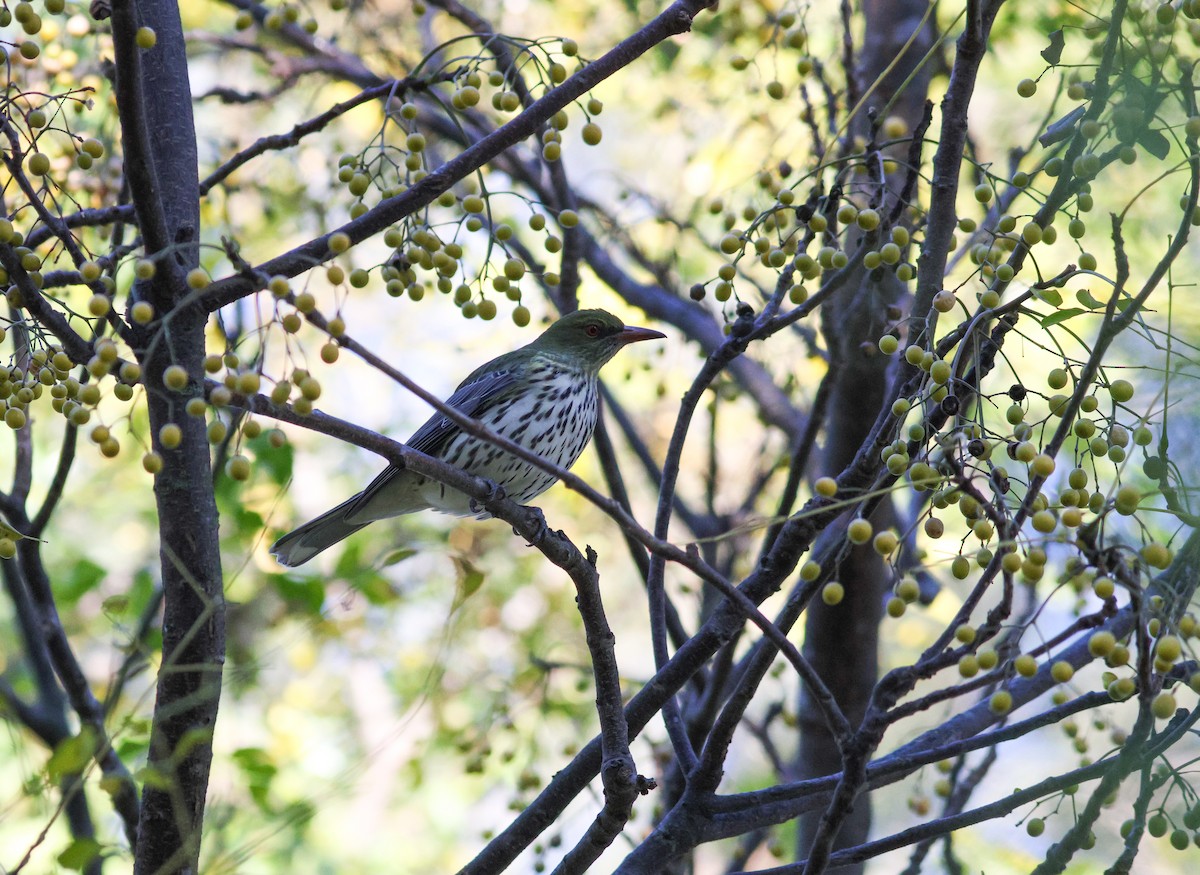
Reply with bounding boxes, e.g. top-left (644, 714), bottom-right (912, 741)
top-left (27, 152), bottom-right (51, 176)
top-left (873, 531), bottom-right (899, 556)
top-left (1152, 692), bottom-right (1177, 720)
top-left (847, 519), bottom-right (873, 544)
top-left (87, 294), bottom-right (110, 317)
top-left (163, 365), bottom-right (188, 391)
top-left (227, 455), bottom-right (251, 481)
top-left (856, 209), bottom-right (880, 231)
top-left (821, 582), bottom-right (845, 605)
top-left (135, 26), bottom-right (157, 48)
top-left (895, 577), bottom-right (920, 602)
top-left (1032, 510), bottom-right (1057, 533)
top-left (299, 377), bottom-right (321, 401)
top-left (1142, 543), bottom-right (1172, 569)
top-left (131, 301), bottom-right (154, 324)
top-left (158, 423), bottom-right (182, 448)
top-left (1030, 454), bottom-right (1055, 477)
top-left (1051, 661), bottom-right (1074, 683)
top-left (1109, 379), bottom-right (1134, 402)
top-left (1115, 485), bottom-right (1140, 516)
top-left (1088, 630), bottom-right (1116, 657)
top-left (815, 477), bottom-right (837, 497)
top-left (503, 258), bottom-right (526, 281)
top-left (1156, 635), bottom-right (1182, 662)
